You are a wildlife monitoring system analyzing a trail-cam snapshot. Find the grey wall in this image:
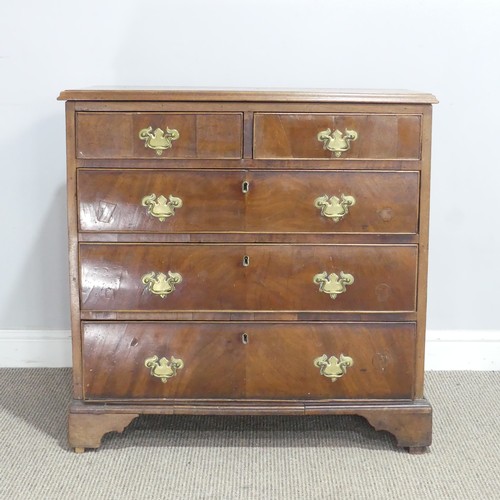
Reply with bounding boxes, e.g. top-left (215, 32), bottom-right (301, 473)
top-left (1, 0), bottom-right (499, 331)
